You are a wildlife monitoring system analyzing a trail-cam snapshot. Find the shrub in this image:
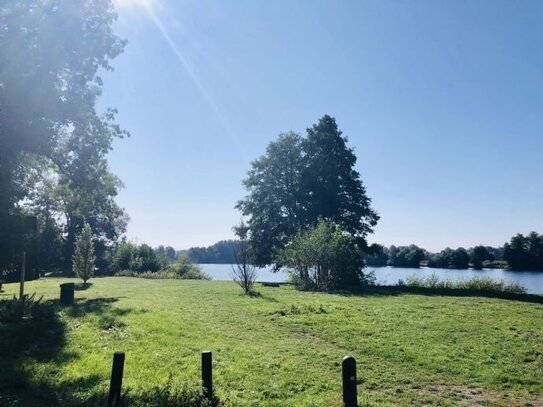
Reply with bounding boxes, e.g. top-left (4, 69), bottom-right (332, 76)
top-left (232, 221), bottom-right (258, 294)
top-left (0, 293), bottom-right (46, 323)
top-left (278, 219), bottom-right (367, 291)
top-left (165, 256), bottom-right (210, 279)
